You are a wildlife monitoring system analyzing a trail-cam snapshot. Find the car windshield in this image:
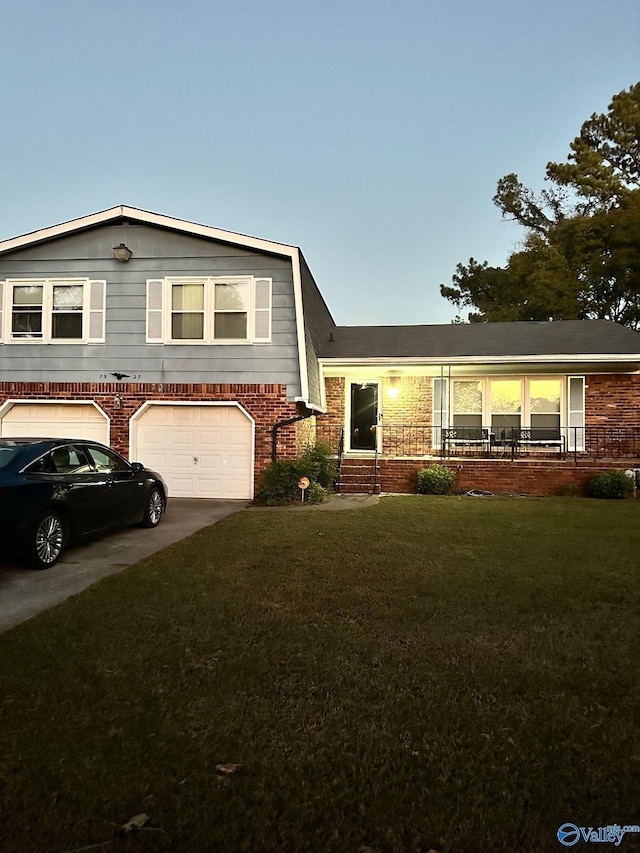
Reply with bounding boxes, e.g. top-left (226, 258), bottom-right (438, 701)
top-left (0, 446), bottom-right (23, 471)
